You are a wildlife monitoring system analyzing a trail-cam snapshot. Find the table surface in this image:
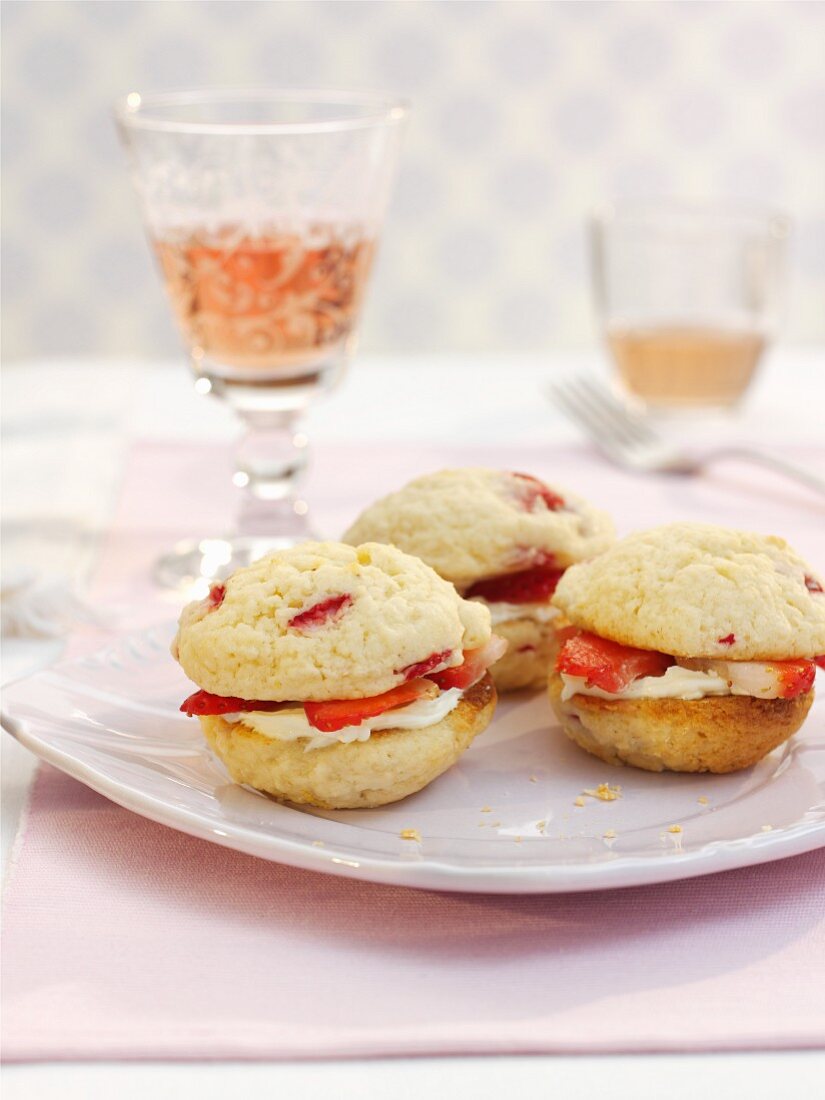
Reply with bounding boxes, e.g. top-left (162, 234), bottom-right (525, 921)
top-left (3, 349), bottom-right (824, 1096)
